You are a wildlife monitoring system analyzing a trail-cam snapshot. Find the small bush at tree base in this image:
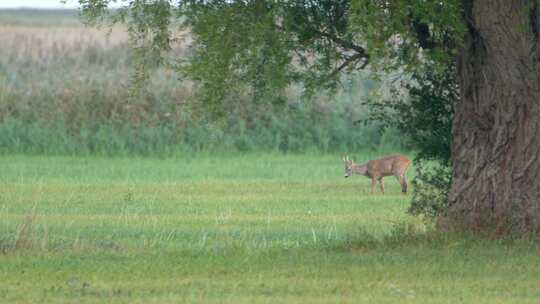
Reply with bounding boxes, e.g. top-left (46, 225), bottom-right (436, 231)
top-left (408, 161), bottom-right (452, 218)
